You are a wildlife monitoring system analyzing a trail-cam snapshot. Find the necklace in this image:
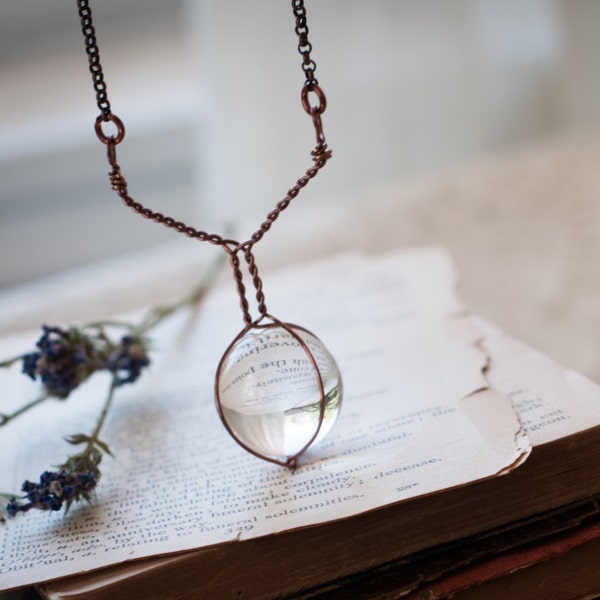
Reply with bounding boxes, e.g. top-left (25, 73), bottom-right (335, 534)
top-left (76, 0), bottom-right (342, 468)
